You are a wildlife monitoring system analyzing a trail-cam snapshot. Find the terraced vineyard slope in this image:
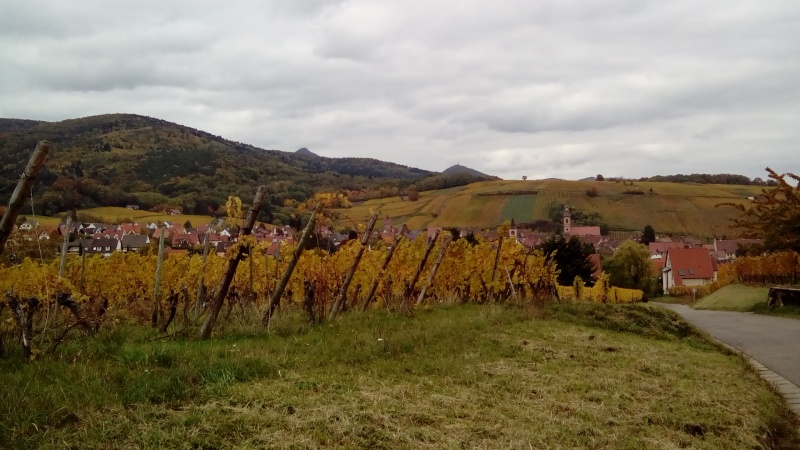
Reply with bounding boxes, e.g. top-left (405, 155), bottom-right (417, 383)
top-left (334, 179), bottom-right (764, 238)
